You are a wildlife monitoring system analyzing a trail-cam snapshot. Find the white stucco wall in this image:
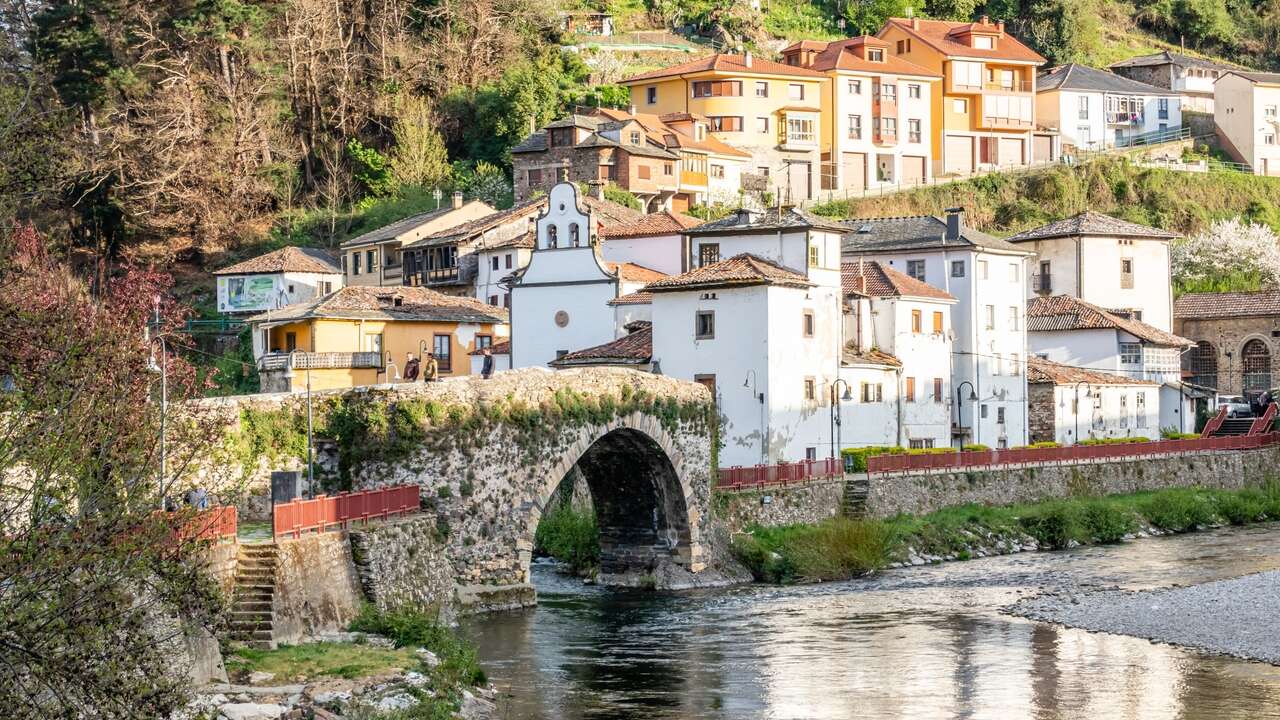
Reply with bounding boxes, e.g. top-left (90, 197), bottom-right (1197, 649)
top-left (601, 233), bottom-right (685, 276)
top-left (473, 247), bottom-right (530, 307)
top-left (1046, 383), bottom-right (1160, 444)
top-left (828, 72), bottom-right (936, 190)
top-left (612, 303), bottom-right (652, 335)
